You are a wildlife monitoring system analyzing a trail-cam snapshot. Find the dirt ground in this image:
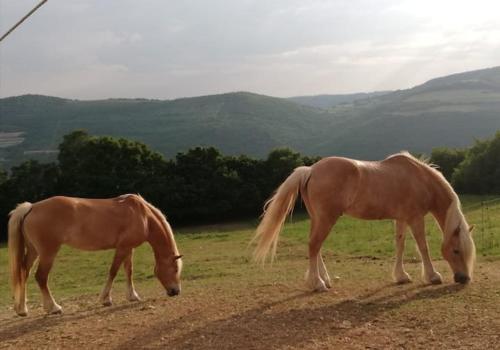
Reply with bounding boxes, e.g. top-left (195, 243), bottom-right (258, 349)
top-left (1, 259), bottom-right (500, 350)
